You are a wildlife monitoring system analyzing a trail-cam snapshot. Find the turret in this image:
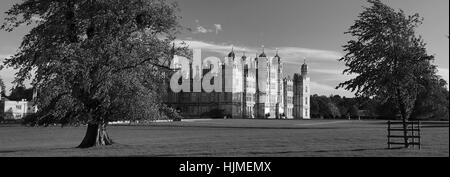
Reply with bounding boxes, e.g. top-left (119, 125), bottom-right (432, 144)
top-left (241, 51), bottom-right (247, 61)
top-left (227, 47), bottom-right (235, 59)
top-left (274, 48), bottom-right (281, 63)
top-left (301, 59), bottom-right (308, 76)
top-left (259, 45), bottom-right (267, 58)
